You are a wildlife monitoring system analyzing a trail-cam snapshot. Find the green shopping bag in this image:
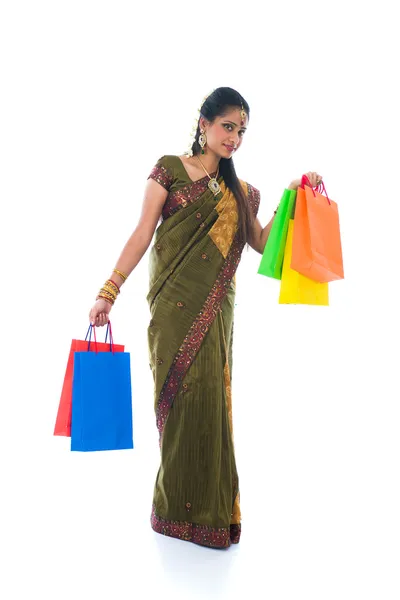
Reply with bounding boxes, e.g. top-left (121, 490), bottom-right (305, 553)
top-left (257, 188), bottom-right (297, 280)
